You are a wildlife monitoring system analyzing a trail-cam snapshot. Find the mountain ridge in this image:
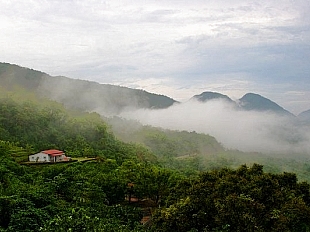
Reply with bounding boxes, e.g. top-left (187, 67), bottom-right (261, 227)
top-left (0, 62), bottom-right (304, 116)
top-left (0, 62), bottom-right (177, 114)
top-left (298, 109), bottom-right (310, 122)
top-left (238, 92), bottom-right (294, 116)
top-left (191, 91), bottom-right (235, 103)
top-left (191, 91), bottom-right (294, 116)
